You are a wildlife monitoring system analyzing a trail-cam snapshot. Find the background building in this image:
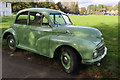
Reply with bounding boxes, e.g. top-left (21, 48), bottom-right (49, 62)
top-left (0, 2), bottom-right (12, 16)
